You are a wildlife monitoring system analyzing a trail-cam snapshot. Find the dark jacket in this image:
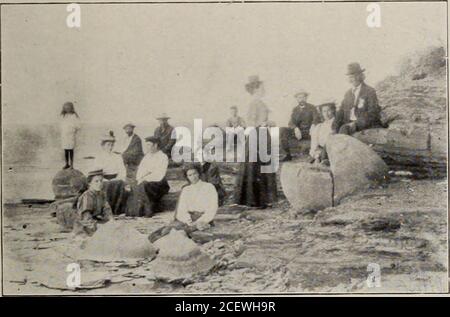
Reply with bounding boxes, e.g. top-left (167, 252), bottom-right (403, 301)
top-left (288, 102), bottom-right (321, 139)
top-left (201, 162), bottom-right (226, 206)
top-left (154, 124), bottom-right (176, 157)
top-left (336, 82), bottom-right (382, 131)
top-left (122, 134), bottom-right (144, 166)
